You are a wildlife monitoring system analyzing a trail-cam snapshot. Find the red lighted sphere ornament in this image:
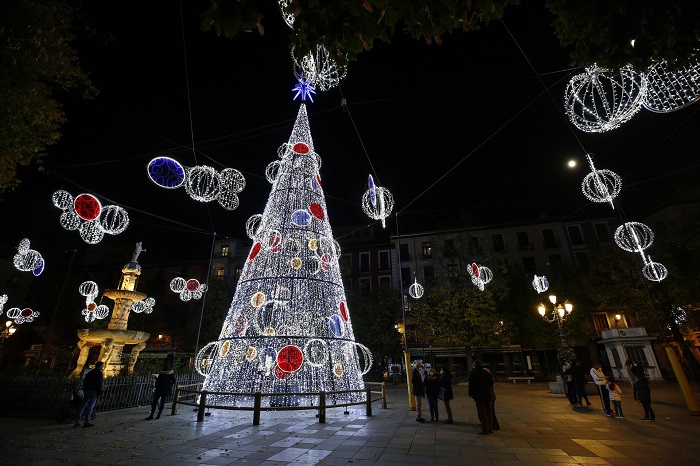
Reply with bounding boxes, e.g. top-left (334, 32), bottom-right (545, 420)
top-left (277, 345), bottom-right (304, 373)
top-left (292, 142), bottom-right (309, 154)
top-left (186, 279), bottom-right (200, 292)
top-left (74, 194), bottom-right (102, 221)
top-left (249, 242), bottom-right (262, 260)
top-left (21, 308), bottom-right (33, 318)
top-left (309, 203), bottom-right (325, 220)
top-left (339, 301), bottom-right (349, 321)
